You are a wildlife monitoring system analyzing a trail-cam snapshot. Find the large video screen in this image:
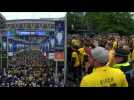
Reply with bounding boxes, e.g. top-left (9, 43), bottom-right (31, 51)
top-left (6, 31), bottom-right (14, 38)
top-left (16, 30), bottom-right (46, 36)
top-left (36, 31), bottom-right (46, 36)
